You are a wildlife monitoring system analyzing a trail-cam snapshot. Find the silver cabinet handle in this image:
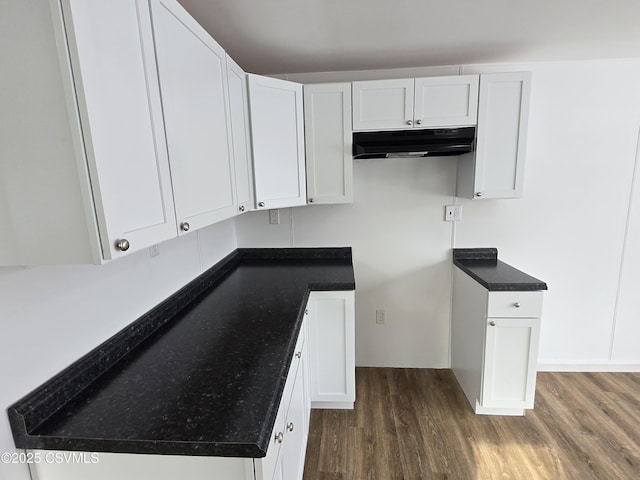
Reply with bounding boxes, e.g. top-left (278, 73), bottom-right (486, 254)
top-left (181, 222), bottom-right (190, 232)
top-left (407, 120), bottom-right (413, 126)
top-left (475, 192), bottom-right (483, 197)
top-left (305, 309), bottom-right (308, 315)
top-left (416, 119), bottom-right (422, 125)
top-left (239, 205), bottom-right (245, 212)
top-left (287, 422), bottom-right (294, 432)
top-left (258, 202), bottom-right (265, 208)
top-left (514, 302), bottom-right (521, 308)
top-left (275, 431), bottom-right (283, 443)
top-left (489, 321), bottom-right (496, 326)
top-left (309, 198), bottom-right (314, 203)
top-left (295, 351), bottom-right (302, 359)
top-left (116, 239), bottom-right (130, 252)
